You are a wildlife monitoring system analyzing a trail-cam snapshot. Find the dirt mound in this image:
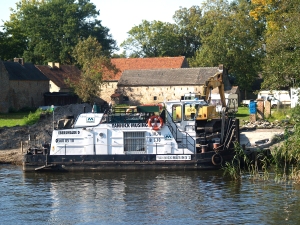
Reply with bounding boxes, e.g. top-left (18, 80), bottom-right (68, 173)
top-left (0, 103), bottom-right (92, 150)
top-left (0, 149), bottom-right (23, 165)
